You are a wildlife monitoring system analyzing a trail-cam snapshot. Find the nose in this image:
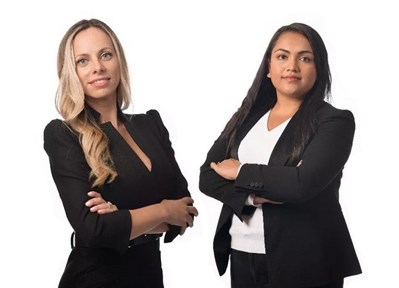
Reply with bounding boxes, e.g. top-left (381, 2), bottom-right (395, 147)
top-left (286, 57), bottom-right (299, 72)
top-left (92, 59), bottom-right (105, 74)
